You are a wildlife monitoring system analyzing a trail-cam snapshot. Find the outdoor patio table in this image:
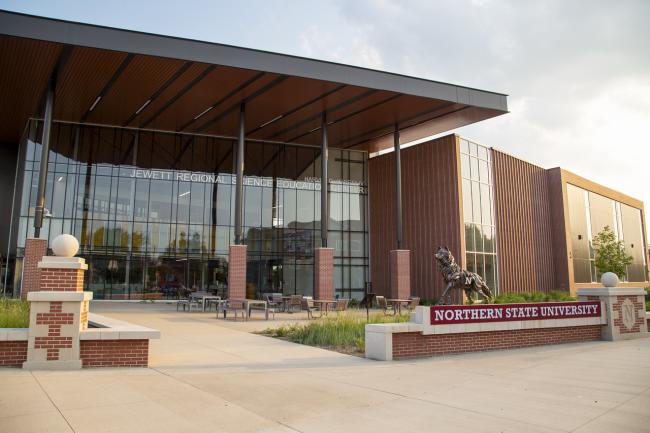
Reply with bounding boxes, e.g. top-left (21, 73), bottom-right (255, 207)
top-left (312, 300), bottom-right (337, 316)
top-left (386, 299), bottom-right (411, 315)
top-left (190, 294), bottom-right (222, 312)
top-left (245, 299), bottom-right (268, 320)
